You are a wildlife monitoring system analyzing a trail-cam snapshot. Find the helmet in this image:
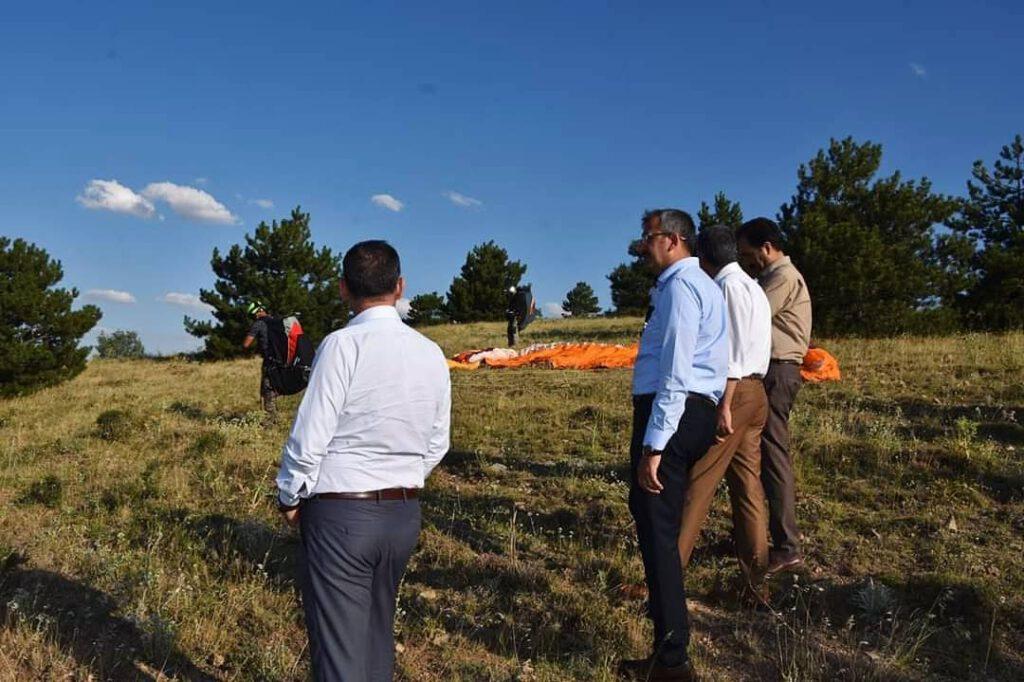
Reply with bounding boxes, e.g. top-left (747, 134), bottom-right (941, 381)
top-left (247, 301), bottom-right (265, 316)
